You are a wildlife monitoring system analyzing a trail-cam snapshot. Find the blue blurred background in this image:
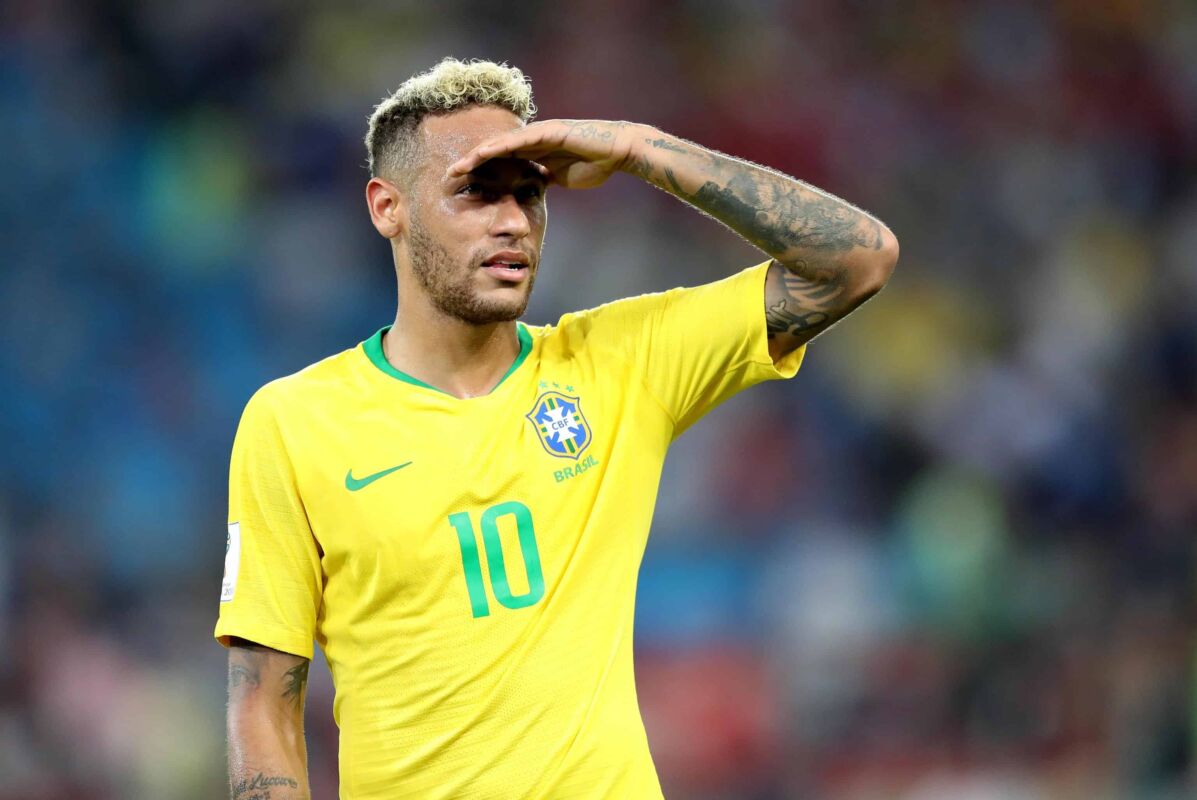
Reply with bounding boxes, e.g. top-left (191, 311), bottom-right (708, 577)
top-left (2, 1), bottom-right (1195, 798)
